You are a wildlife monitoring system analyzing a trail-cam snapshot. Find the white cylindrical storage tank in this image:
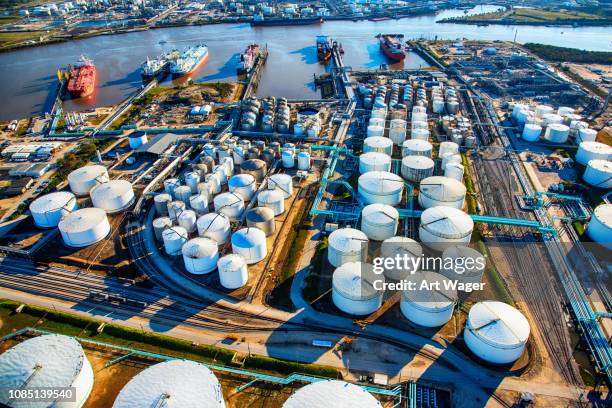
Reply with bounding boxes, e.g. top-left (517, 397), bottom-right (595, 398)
top-left (464, 301), bottom-right (530, 365)
top-left (283, 380), bottom-right (381, 408)
top-left (162, 226), bottom-right (188, 256)
top-left (90, 180), bottom-right (135, 213)
top-left (402, 139), bottom-right (432, 157)
top-left (197, 213), bottom-right (231, 244)
top-left (367, 125), bottom-right (384, 138)
top-left (584, 160), bottom-right (612, 189)
top-left (297, 151), bottom-right (311, 170)
top-left (182, 237), bottom-right (219, 274)
top-left (218, 254), bottom-right (248, 289)
top-left (173, 185), bottom-right (192, 204)
top-left (332, 262), bottom-right (384, 315)
top-left (205, 173), bottom-right (222, 195)
top-left (282, 150), bottom-right (295, 168)
top-left (358, 171), bottom-right (404, 206)
top-left (411, 128), bottom-right (430, 140)
top-left (439, 141), bottom-right (459, 157)
top-left (154, 193), bottom-right (172, 216)
top-left (327, 228), bottom-right (368, 267)
top-left (535, 104), bottom-right (554, 118)
top-left (177, 209), bottom-right (197, 233)
top-left (167, 200), bottom-right (186, 222)
top-left (544, 124), bottom-right (570, 143)
top-left (189, 193), bottom-right (209, 215)
top-left (441, 152), bottom-right (462, 171)
top-left (128, 131), bottom-right (148, 149)
top-left (419, 206), bottom-right (474, 251)
top-left (68, 165), bottom-right (109, 196)
top-left (359, 152), bottom-right (392, 174)
top-left (419, 176), bottom-right (466, 209)
top-left (411, 120), bottom-right (428, 131)
top-left (163, 178), bottom-right (181, 197)
top-left (522, 123), bottom-right (542, 142)
top-left (360, 203), bottom-right (399, 241)
top-left (369, 117), bottom-right (385, 128)
top-left (400, 271), bottom-right (457, 327)
top-left (59, 207), bottom-right (110, 248)
top-left (401, 155), bottom-right (434, 182)
top-left (213, 165), bottom-right (228, 185)
top-left (587, 204), bottom-right (612, 250)
top-left (542, 113), bottom-right (563, 126)
top-left (577, 128), bottom-right (597, 143)
top-left (412, 112), bottom-right (427, 122)
top-left (112, 360), bottom-right (225, 408)
top-left (231, 227), bottom-right (267, 264)
top-left (0, 334), bottom-right (93, 408)
top-left (228, 174), bottom-right (257, 201)
top-left (245, 207), bottom-right (275, 236)
top-left (380, 237), bottom-right (423, 280)
top-left (184, 171), bottom-right (201, 194)
top-left (30, 191), bottom-right (77, 228)
top-left (233, 145), bottom-right (245, 165)
top-left (214, 192), bottom-right (245, 221)
top-left (241, 159), bottom-right (267, 182)
top-left (363, 136), bottom-right (393, 156)
top-left (444, 162), bottom-right (465, 181)
top-left (153, 216), bottom-right (172, 241)
top-left (440, 245), bottom-right (486, 284)
top-left (258, 188), bottom-right (285, 215)
top-left (576, 141), bottom-right (612, 165)
top-left (268, 174), bottom-right (293, 198)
